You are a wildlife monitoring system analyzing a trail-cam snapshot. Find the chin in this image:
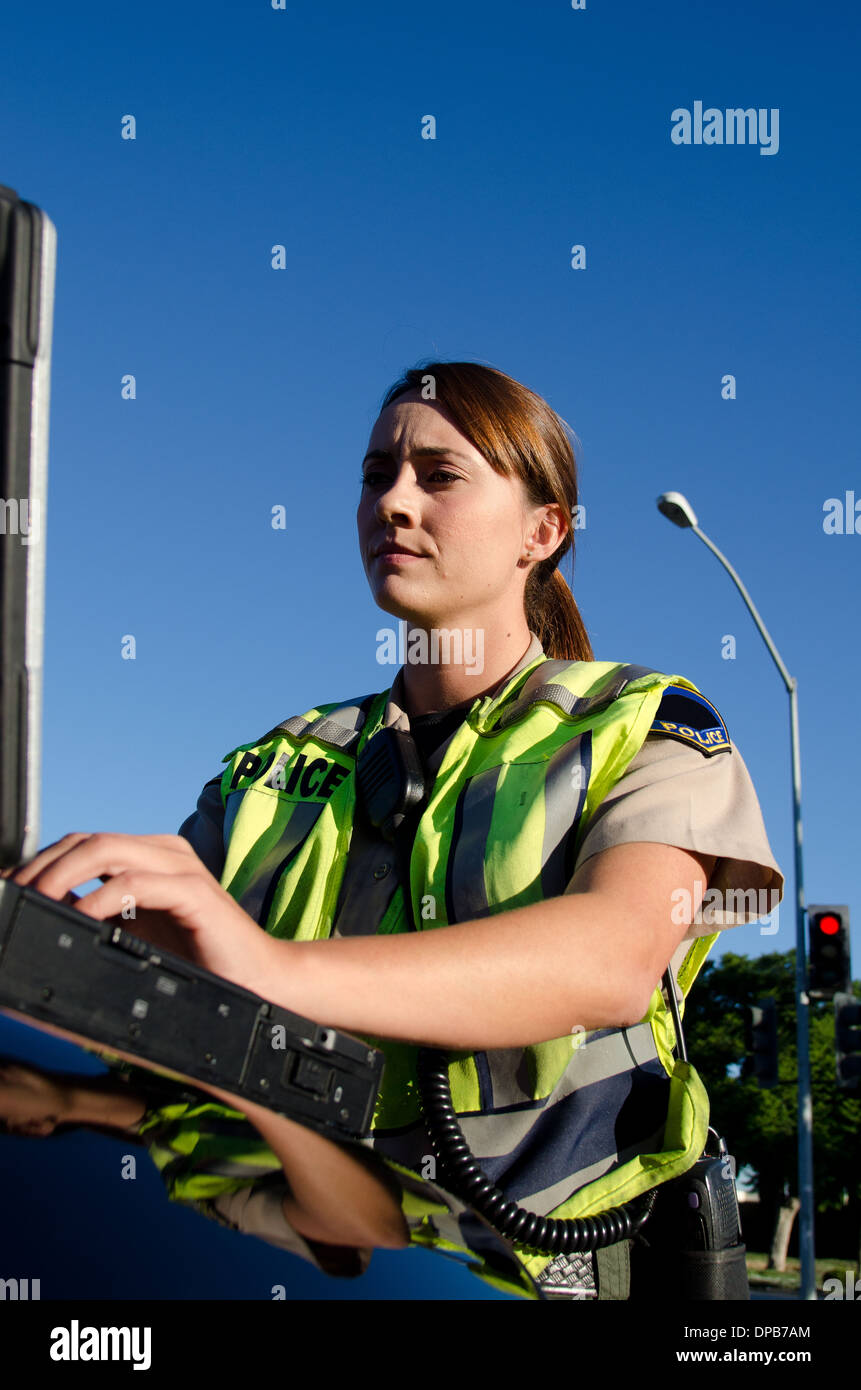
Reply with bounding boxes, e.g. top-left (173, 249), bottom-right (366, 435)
top-left (372, 584), bottom-right (427, 624)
